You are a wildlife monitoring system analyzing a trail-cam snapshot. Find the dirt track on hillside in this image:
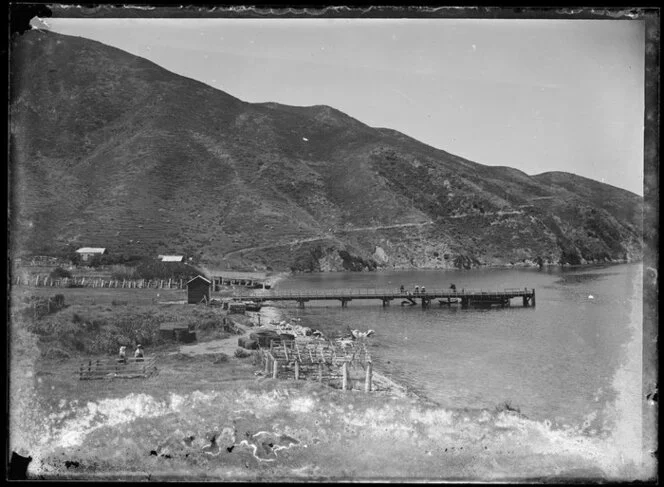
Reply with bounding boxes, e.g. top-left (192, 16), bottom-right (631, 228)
top-left (221, 221), bottom-right (433, 260)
